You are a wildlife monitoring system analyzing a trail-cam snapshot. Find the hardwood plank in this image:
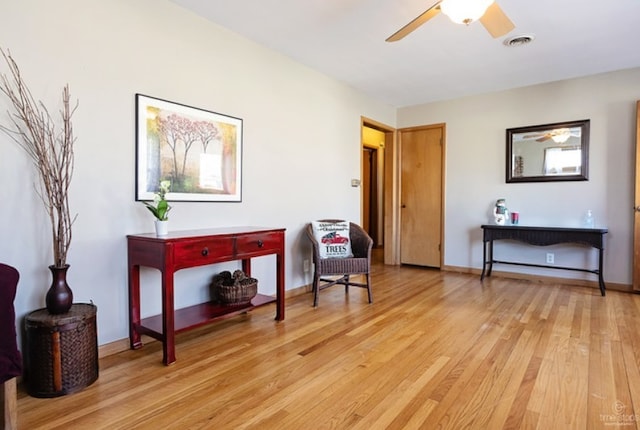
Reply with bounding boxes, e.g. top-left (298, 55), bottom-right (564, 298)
top-left (16, 263), bottom-right (640, 429)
